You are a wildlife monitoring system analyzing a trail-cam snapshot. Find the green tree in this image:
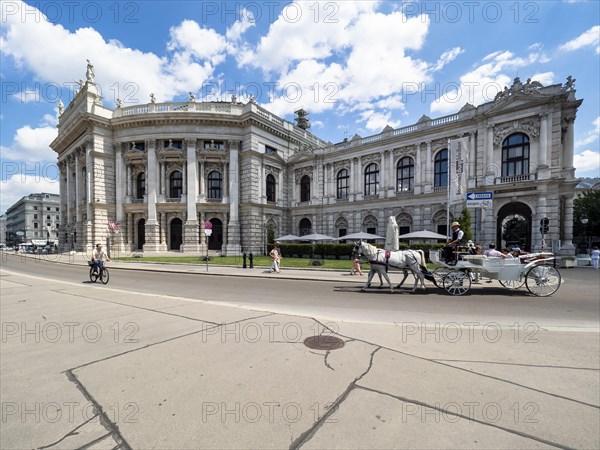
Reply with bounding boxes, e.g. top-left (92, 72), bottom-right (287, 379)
top-left (502, 216), bottom-right (528, 244)
top-left (573, 190), bottom-right (600, 239)
top-left (457, 208), bottom-right (473, 242)
top-left (267, 224), bottom-right (275, 244)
